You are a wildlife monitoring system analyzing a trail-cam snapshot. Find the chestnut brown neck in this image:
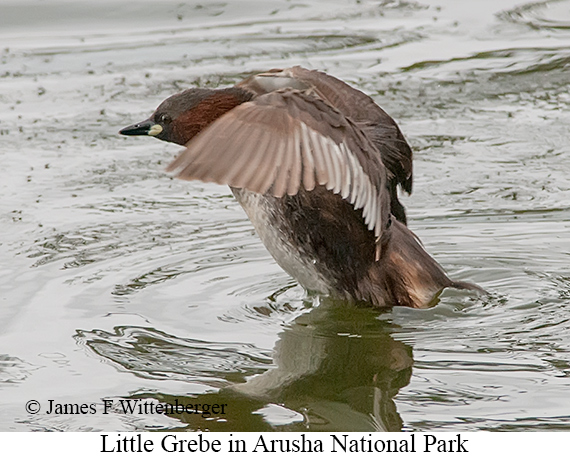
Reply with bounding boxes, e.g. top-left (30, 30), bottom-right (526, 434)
top-left (171, 87), bottom-right (253, 145)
